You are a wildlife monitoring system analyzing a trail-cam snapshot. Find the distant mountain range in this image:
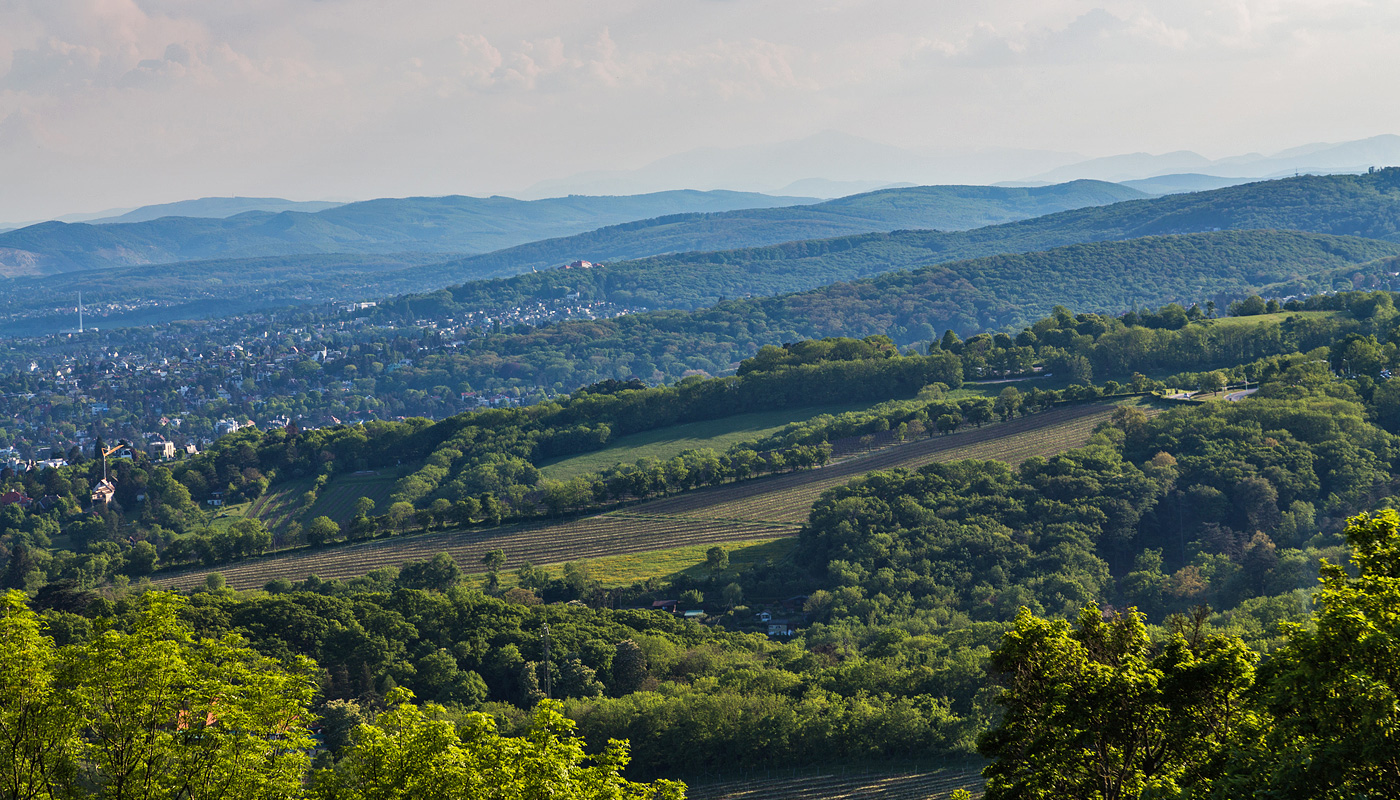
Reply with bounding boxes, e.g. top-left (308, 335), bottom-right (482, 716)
top-left (408, 169), bottom-right (1400, 321)
top-left (1027, 135), bottom-right (1400, 184)
top-left (520, 131), bottom-right (1400, 198)
top-left (405, 180), bottom-right (1148, 284)
top-left (0, 181), bottom-right (1147, 281)
top-left (0, 190), bottom-right (815, 277)
top-left (86, 197), bottom-right (348, 224)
